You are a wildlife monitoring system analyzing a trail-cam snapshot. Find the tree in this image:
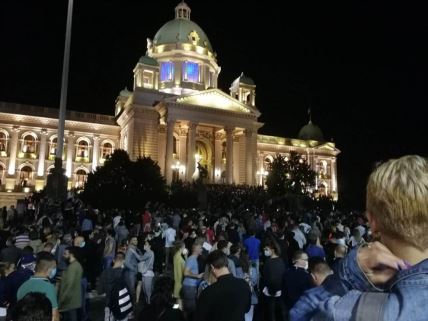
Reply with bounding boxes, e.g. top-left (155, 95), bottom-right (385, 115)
top-left (266, 151), bottom-right (316, 198)
top-left (81, 150), bottom-right (167, 209)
